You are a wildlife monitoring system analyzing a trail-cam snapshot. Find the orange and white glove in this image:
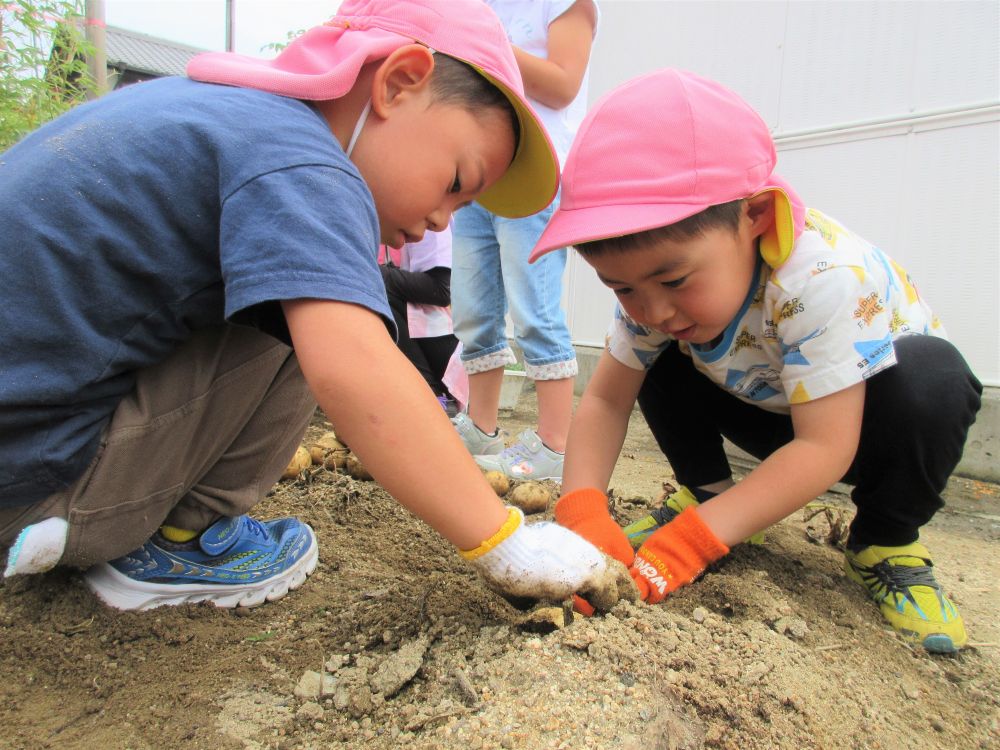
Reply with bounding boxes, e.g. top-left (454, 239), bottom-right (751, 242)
top-left (554, 488), bottom-right (634, 567)
top-left (461, 507), bottom-right (614, 602)
top-left (630, 507), bottom-right (729, 604)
